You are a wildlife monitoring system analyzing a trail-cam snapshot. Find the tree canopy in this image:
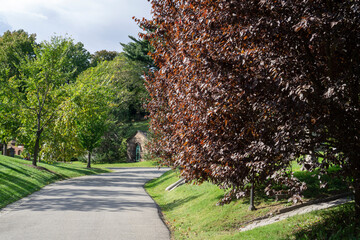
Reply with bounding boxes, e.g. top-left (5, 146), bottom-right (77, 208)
top-left (73, 66), bottom-right (114, 168)
top-left (0, 30), bottom-right (37, 152)
top-left (139, 0), bottom-right (360, 214)
top-left (0, 30), bottom-right (36, 78)
top-left (90, 50), bottom-right (118, 67)
top-left (121, 35), bottom-right (156, 70)
top-left (7, 36), bottom-right (77, 165)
